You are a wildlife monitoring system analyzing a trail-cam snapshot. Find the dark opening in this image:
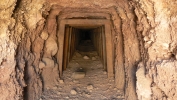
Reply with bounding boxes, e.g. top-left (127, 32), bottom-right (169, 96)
top-left (77, 29), bottom-right (94, 52)
top-left (80, 30), bottom-right (91, 40)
